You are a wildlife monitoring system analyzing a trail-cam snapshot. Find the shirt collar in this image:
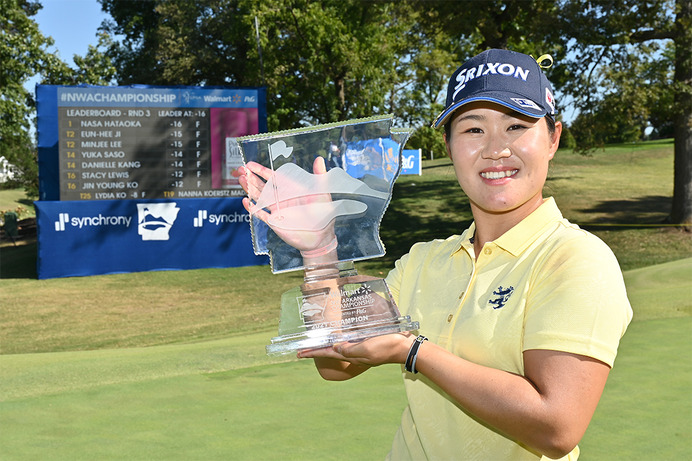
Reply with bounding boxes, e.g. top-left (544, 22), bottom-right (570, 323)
top-left (495, 197), bottom-right (563, 257)
top-left (451, 197), bottom-right (563, 258)
top-left (454, 223), bottom-right (476, 257)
